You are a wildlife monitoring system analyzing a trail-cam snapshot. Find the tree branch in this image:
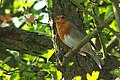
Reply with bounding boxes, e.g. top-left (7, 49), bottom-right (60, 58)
top-left (106, 36), bottom-right (119, 53)
top-left (99, 33), bottom-right (108, 58)
top-left (0, 48), bottom-right (17, 68)
top-left (0, 27), bottom-right (53, 56)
